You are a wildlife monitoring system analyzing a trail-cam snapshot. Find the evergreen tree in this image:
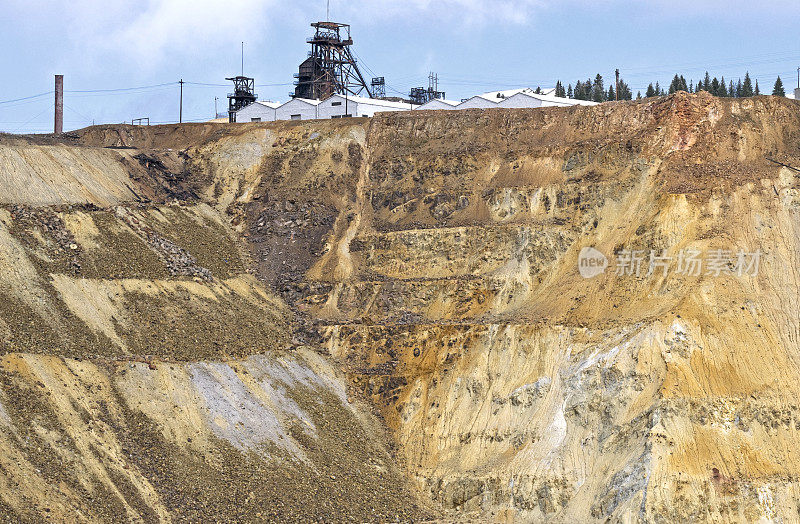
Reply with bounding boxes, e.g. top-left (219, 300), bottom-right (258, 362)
top-left (773, 76), bottom-right (786, 96)
top-left (680, 75), bottom-right (688, 91)
top-left (742, 72), bottom-right (754, 97)
top-left (607, 84), bottom-right (616, 101)
top-left (592, 74), bottom-right (605, 102)
top-left (729, 80), bottom-right (735, 98)
top-left (567, 83), bottom-right (573, 98)
top-left (637, 91), bottom-right (642, 100)
top-left (535, 86), bottom-right (542, 94)
top-left (703, 71), bottom-right (711, 91)
top-left (618, 80), bottom-right (632, 100)
top-left (689, 80), bottom-right (694, 93)
top-left (655, 81), bottom-right (662, 96)
top-left (696, 78), bottom-right (703, 92)
top-left (555, 81), bottom-right (566, 98)
top-left (573, 80), bottom-right (584, 100)
top-left (736, 79), bottom-right (743, 97)
top-left (669, 74), bottom-right (681, 94)
top-left (646, 83), bottom-right (656, 97)
top-left (710, 77), bottom-right (720, 96)
top-left (755, 80), bottom-right (760, 96)
top-left (718, 77), bottom-right (728, 97)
